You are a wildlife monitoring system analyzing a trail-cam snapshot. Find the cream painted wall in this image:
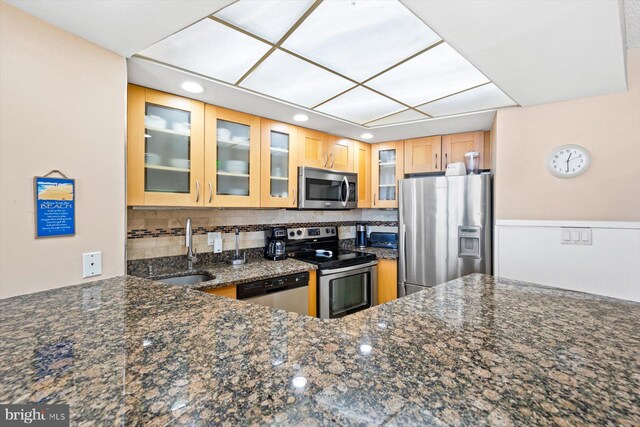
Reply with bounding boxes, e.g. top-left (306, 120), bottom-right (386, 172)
top-left (495, 48), bottom-right (640, 221)
top-left (0, 3), bottom-right (126, 298)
